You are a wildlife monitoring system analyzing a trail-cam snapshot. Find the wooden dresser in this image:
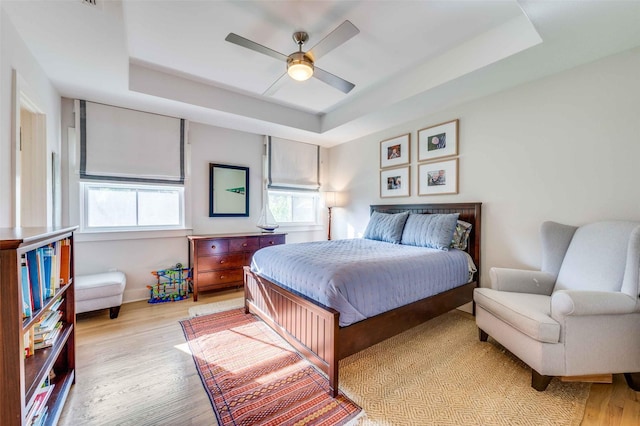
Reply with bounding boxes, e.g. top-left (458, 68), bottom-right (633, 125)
top-left (187, 232), bottom-right (286, 301)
